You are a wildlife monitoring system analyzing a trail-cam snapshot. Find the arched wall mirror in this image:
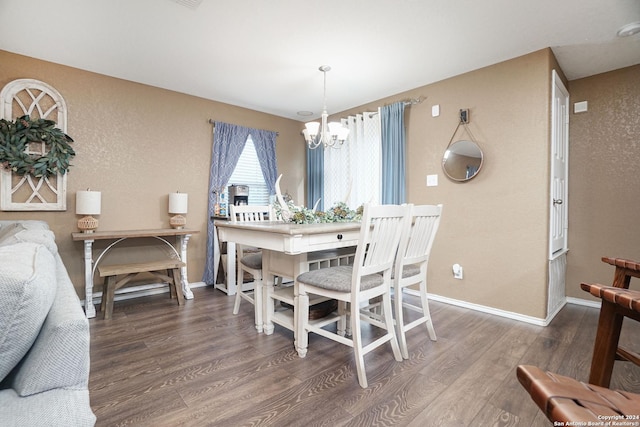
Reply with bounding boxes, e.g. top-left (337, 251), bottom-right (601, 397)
top-left (442, 109), bottom-right (484, 182)
top-left (442, 139), bottom-right (484, 181)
